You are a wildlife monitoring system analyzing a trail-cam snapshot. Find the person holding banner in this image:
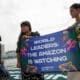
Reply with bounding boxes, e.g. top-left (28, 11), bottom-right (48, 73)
top-left (66, 3), bottom-right (80, 80)
top-left (16, 21), bottom-right (44, 80)
top-left (16, 21), bottom-right (40, 68)
top-left (69, 3), bottom-right (80, 47)
top-left (56, 3), bottom-right (80, 80)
